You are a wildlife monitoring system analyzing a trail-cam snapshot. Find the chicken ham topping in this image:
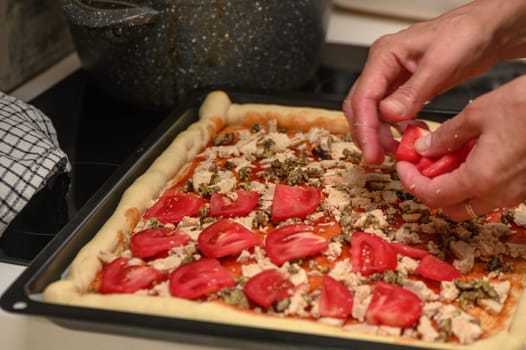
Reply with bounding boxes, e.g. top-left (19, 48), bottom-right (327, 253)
top-left (95, 121), bottom-right (526, 345)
